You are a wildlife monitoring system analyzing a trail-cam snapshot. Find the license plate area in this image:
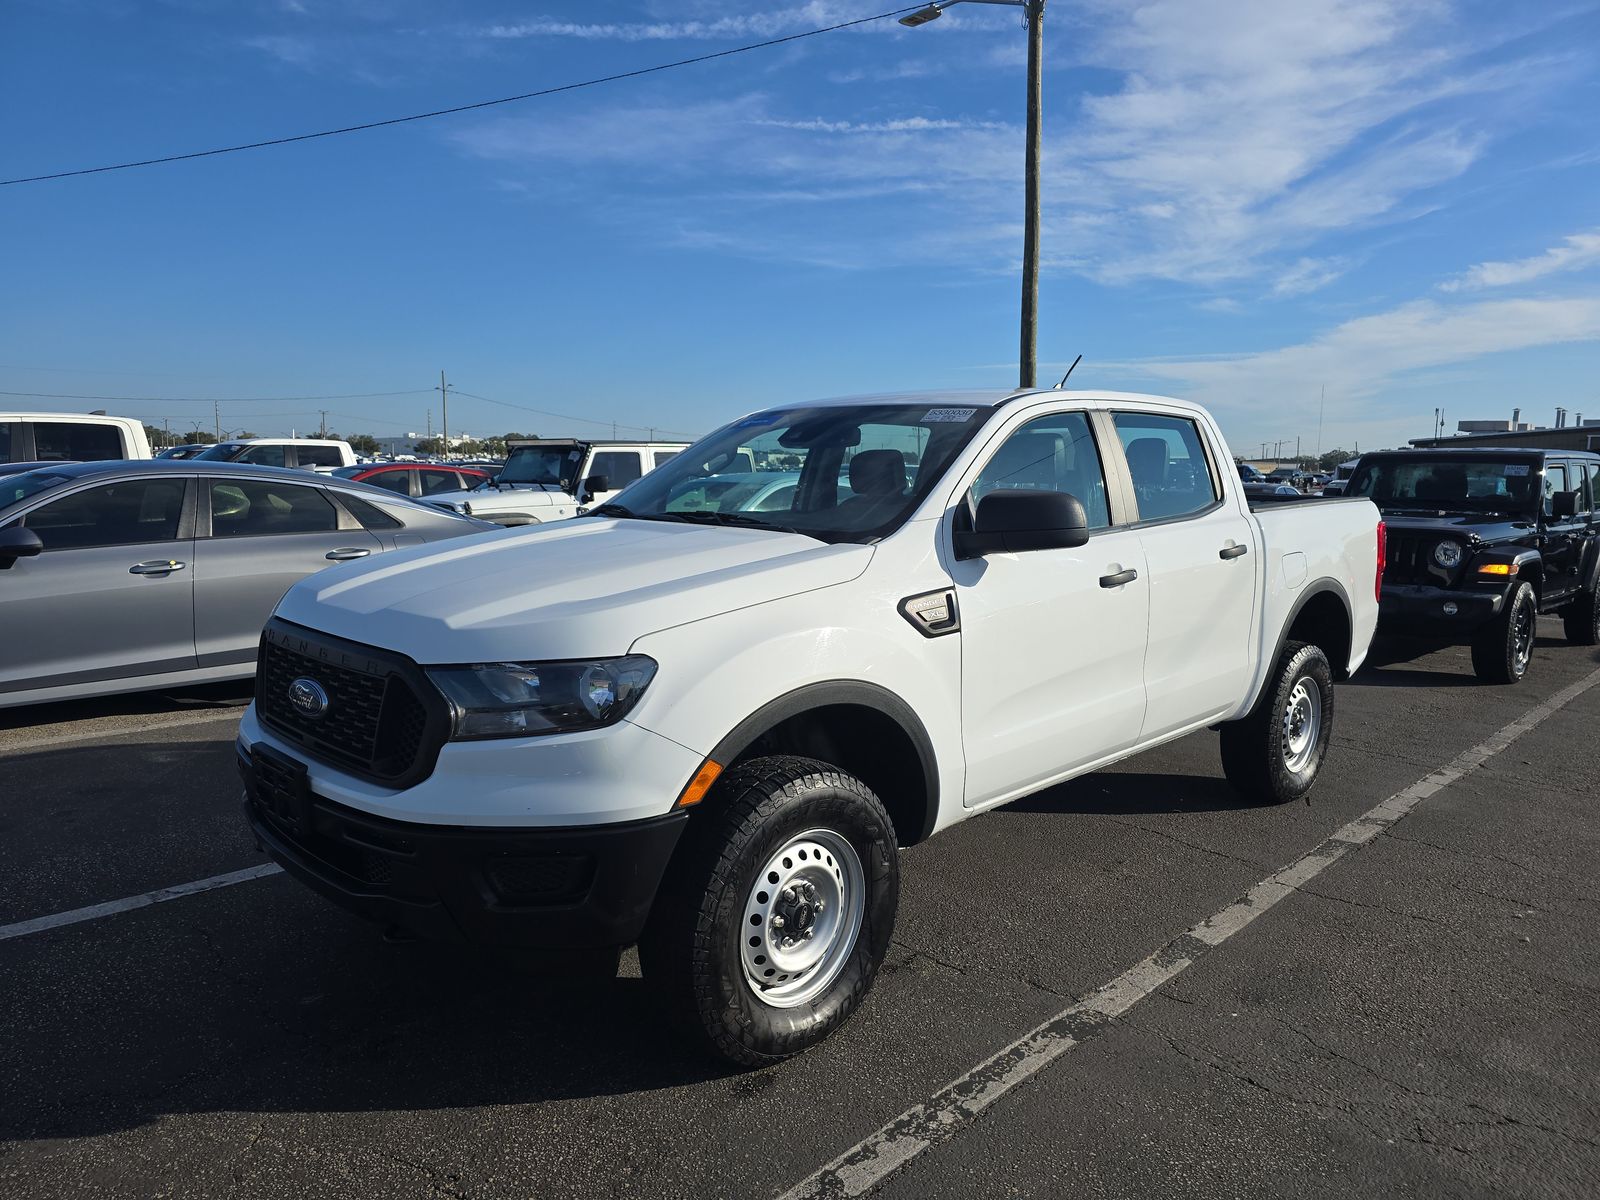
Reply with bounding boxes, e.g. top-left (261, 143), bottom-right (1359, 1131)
top-left (251, 744), bottom-right (313, 835)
